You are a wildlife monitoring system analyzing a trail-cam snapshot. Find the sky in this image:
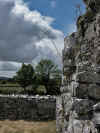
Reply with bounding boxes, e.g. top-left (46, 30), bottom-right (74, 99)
top-left (0, 0), bottom-right (85, 77)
